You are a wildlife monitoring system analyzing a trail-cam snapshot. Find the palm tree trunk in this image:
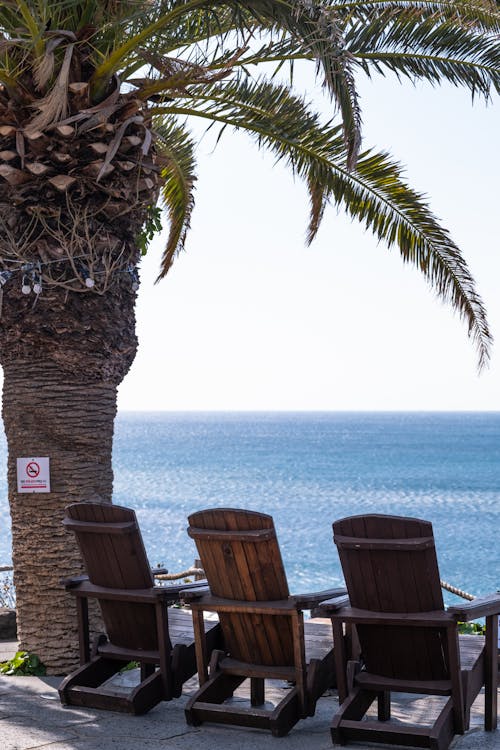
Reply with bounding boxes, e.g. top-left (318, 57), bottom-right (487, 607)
top-left (0, 280), bottom-right (137, 673)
